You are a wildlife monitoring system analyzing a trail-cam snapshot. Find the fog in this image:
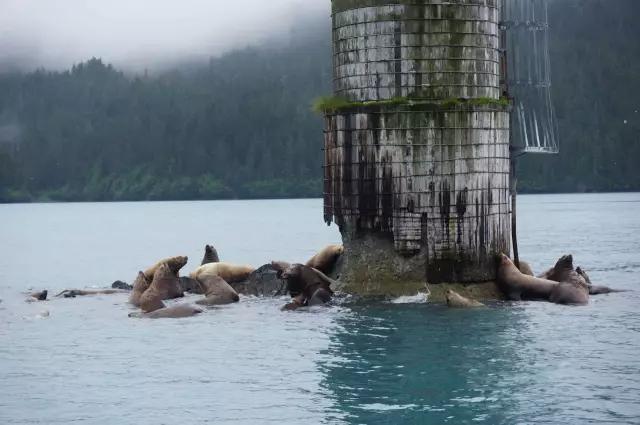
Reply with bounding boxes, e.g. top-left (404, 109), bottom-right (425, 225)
top-left (0, 0), bottom-right (328, 72)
